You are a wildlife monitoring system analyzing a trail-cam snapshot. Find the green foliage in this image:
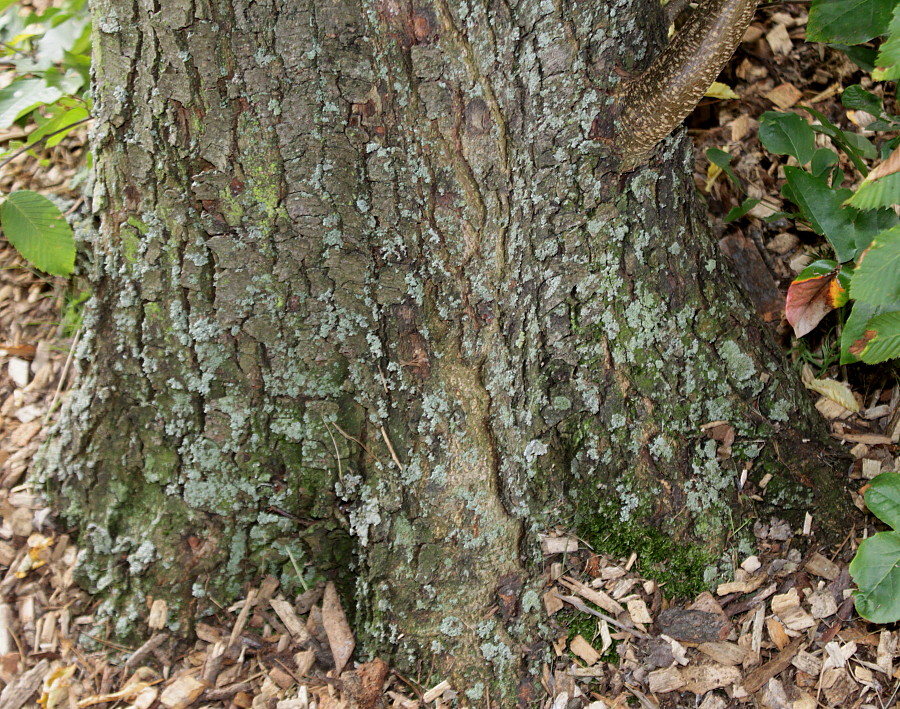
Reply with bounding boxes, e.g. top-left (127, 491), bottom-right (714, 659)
top-left (0, 0), bottom-right (90, 276)
top-left (757, 92), bottom-right (900, 363)
top-left (0, 190), bottom-right (73, 275)
top-left (850, 472), bottom-right (900, 622)
top-left (807, 0), bottom-right (894, 45)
